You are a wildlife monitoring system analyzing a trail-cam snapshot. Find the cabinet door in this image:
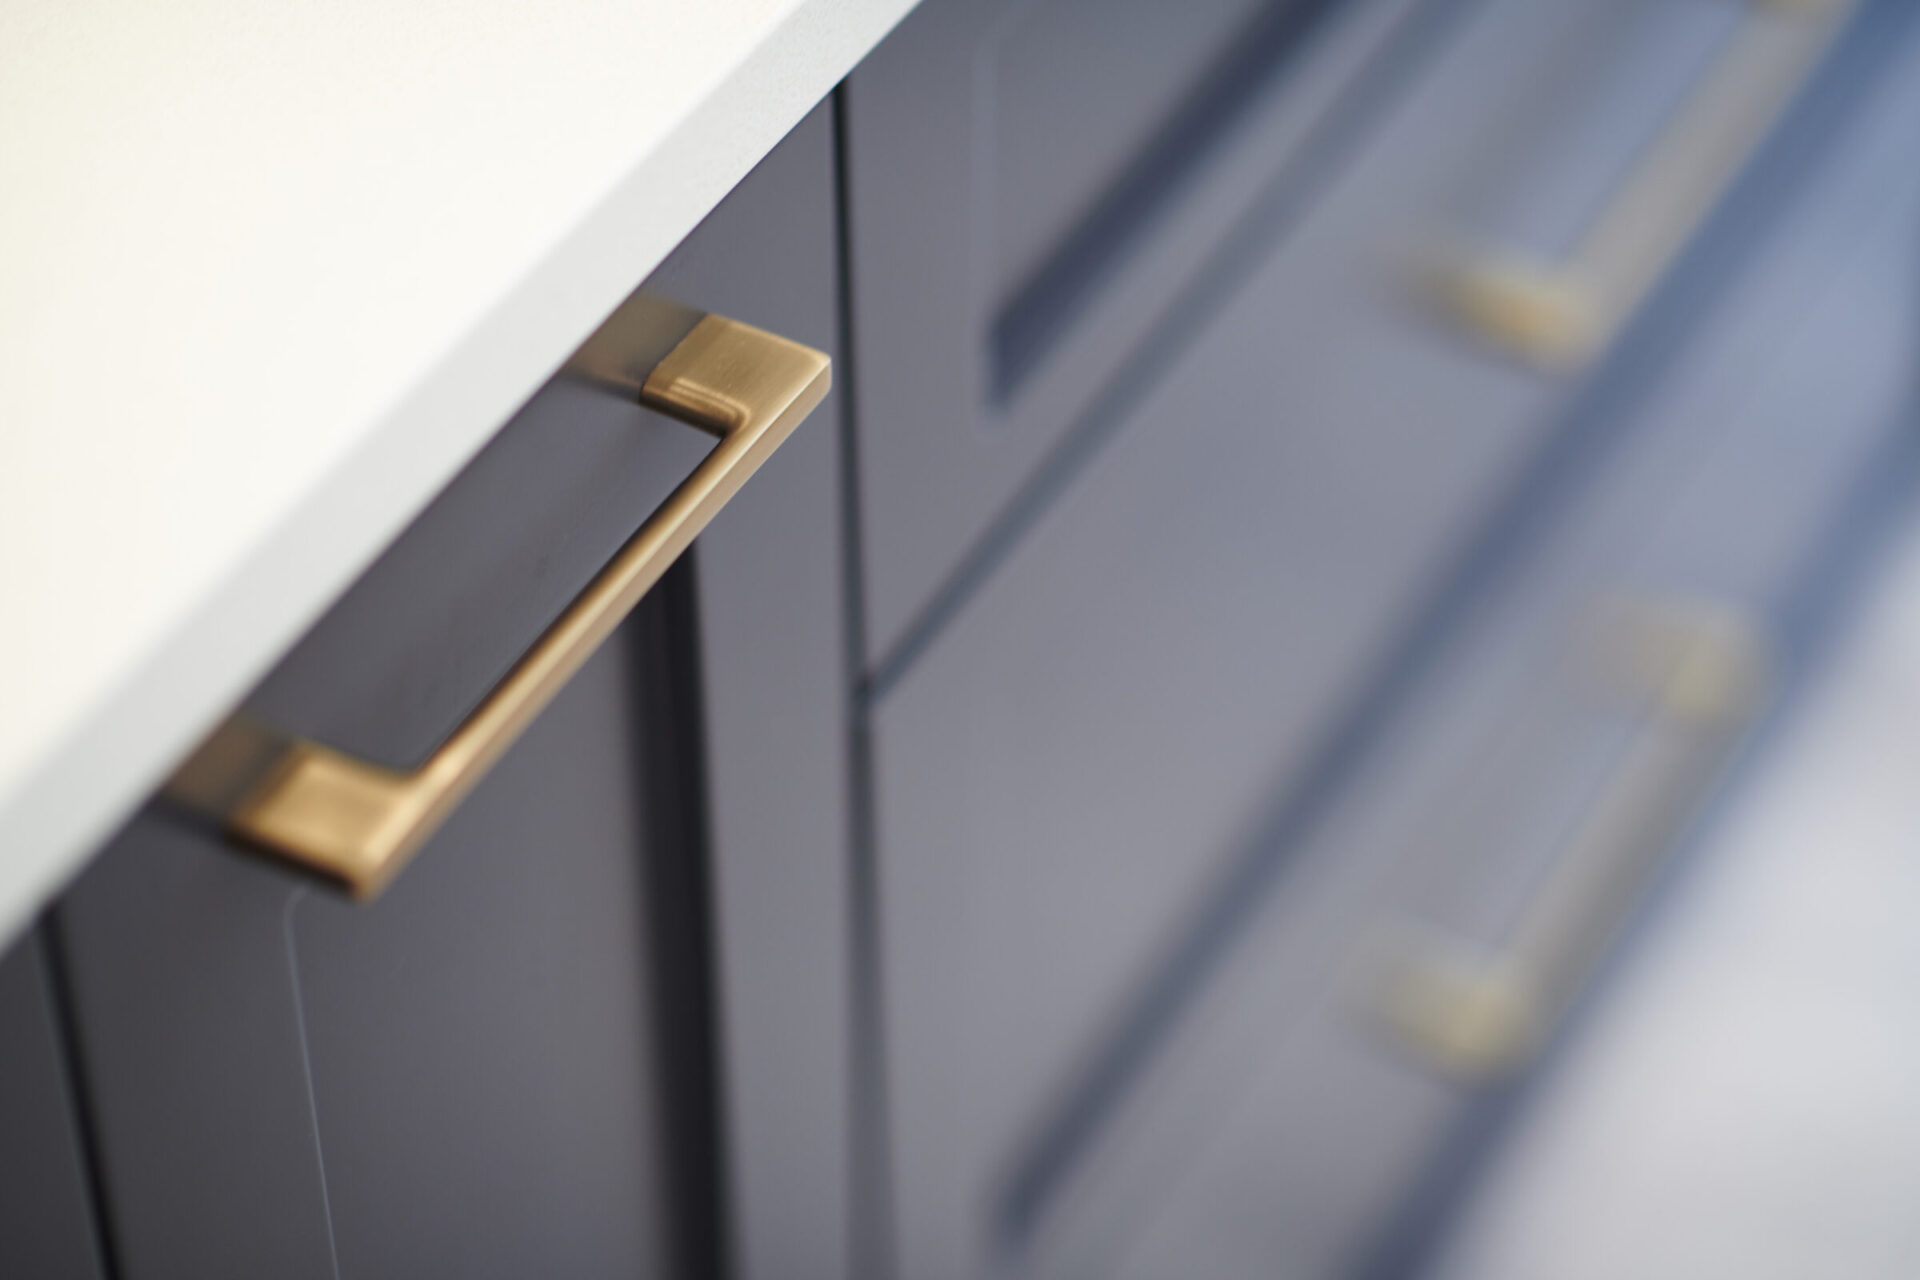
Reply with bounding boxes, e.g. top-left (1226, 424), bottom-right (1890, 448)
top-left (0, 928), bottom-right (107, 1280)
top-left (51, 104), bottom-right (843, 1280)
top-left (59, 622), bottom-right (694, 1280)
